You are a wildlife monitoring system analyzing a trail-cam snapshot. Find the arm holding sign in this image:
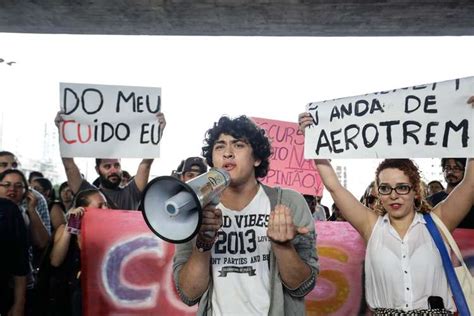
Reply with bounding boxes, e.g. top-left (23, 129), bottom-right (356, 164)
top-left (432, 98), bottom-right (474, 231)
top-left (133, 112), bottom-right (166, 192)
top-left (55, 111), bottom-right (84, 195)
top-left (299, 113), bottom-right (378, 241)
